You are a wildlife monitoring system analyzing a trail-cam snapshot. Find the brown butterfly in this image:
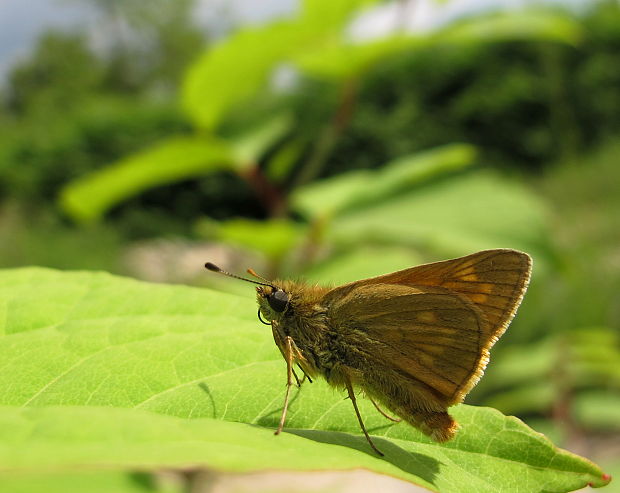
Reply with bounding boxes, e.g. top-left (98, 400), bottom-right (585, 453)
top-left (206, 249), bottom-right (532, 455)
